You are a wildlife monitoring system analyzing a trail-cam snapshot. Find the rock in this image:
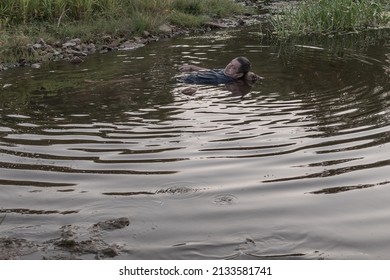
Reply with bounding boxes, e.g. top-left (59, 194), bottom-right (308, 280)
top-left (142, 31), bottom-right (150, 38)
top-left (62, 41), bottom-right (77, 48)
top-left (102, 45), bottom-right (114, 52)
top-left (205, 22), bottom-right (229, 29)
top-left (99, 247), bottom-right (118, 258)
top-left (66, 49), bottom-right (87, 56)
top-left (86, 43), bottom-right (96, 53)
top-left (33, 43), bottom-right (43, 49)
top-left (69, 56), bottom-right (84, 64)
top-left (45, 45), bottom-right (55, 53)
top-left (31, 63), bottom-right (41, 69)
top-left (53, 41), bottom-right (62, 48)
top-left (93, 217), bottom-right (130, 230)
top-left (159, 24), bottom-right (172, 33)
top-left (118, 41), bottom-right (145, 51)
top-left (73, 44), bottom-right (82, 51)
top-left (69, 38), bottom-right (81, 45)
